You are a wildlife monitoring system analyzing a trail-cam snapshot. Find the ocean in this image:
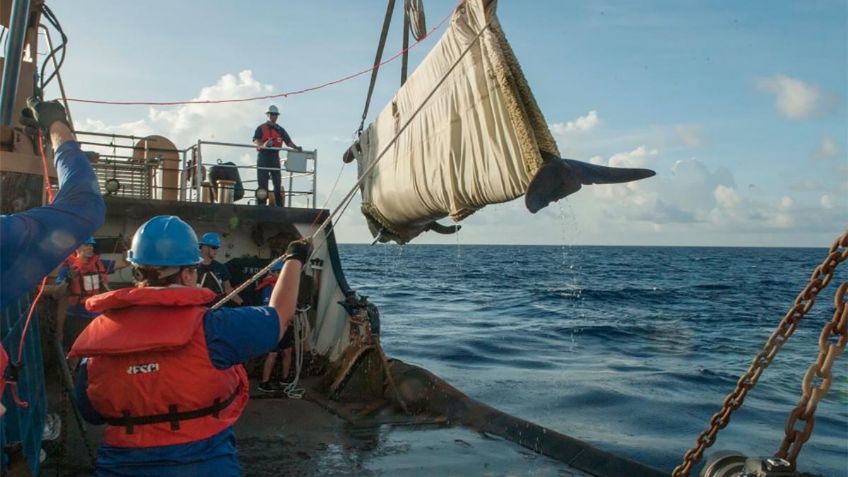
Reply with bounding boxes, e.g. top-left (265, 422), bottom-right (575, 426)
top-left (337, 244), bottom-right (848, 477)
